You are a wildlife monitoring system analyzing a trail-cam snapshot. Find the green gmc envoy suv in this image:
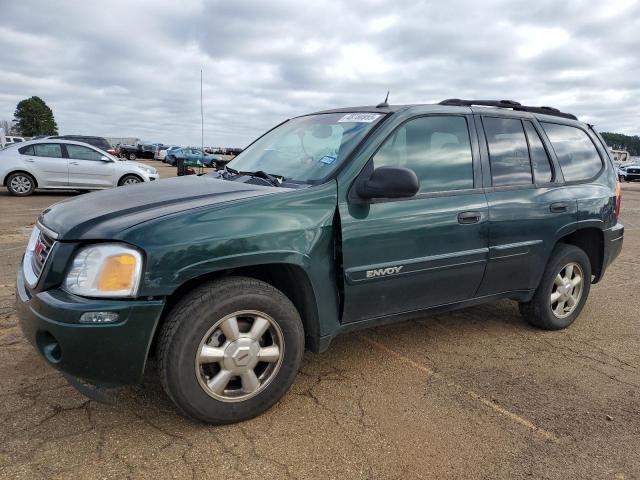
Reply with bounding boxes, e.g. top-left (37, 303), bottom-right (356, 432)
top-left (17, 99), bottom-right (624, 423)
